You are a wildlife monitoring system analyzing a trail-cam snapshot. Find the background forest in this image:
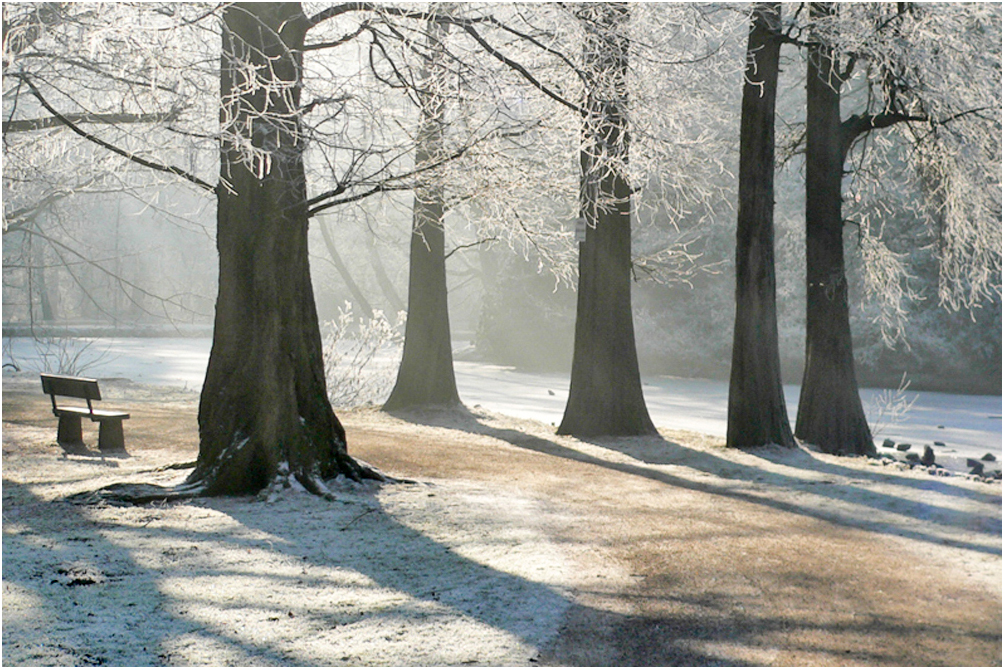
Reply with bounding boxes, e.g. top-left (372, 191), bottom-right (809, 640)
top-left (3, 2), bottom-right (1001, 396)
